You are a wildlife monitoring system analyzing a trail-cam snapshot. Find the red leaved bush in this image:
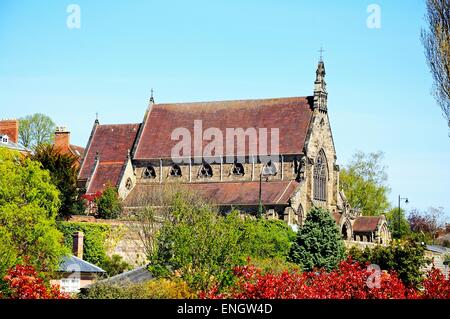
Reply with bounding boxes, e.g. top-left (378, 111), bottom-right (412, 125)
top-left (1, 264), bottom-right (70, 299)
top-left (201, 258), bottom-right (449, 299)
